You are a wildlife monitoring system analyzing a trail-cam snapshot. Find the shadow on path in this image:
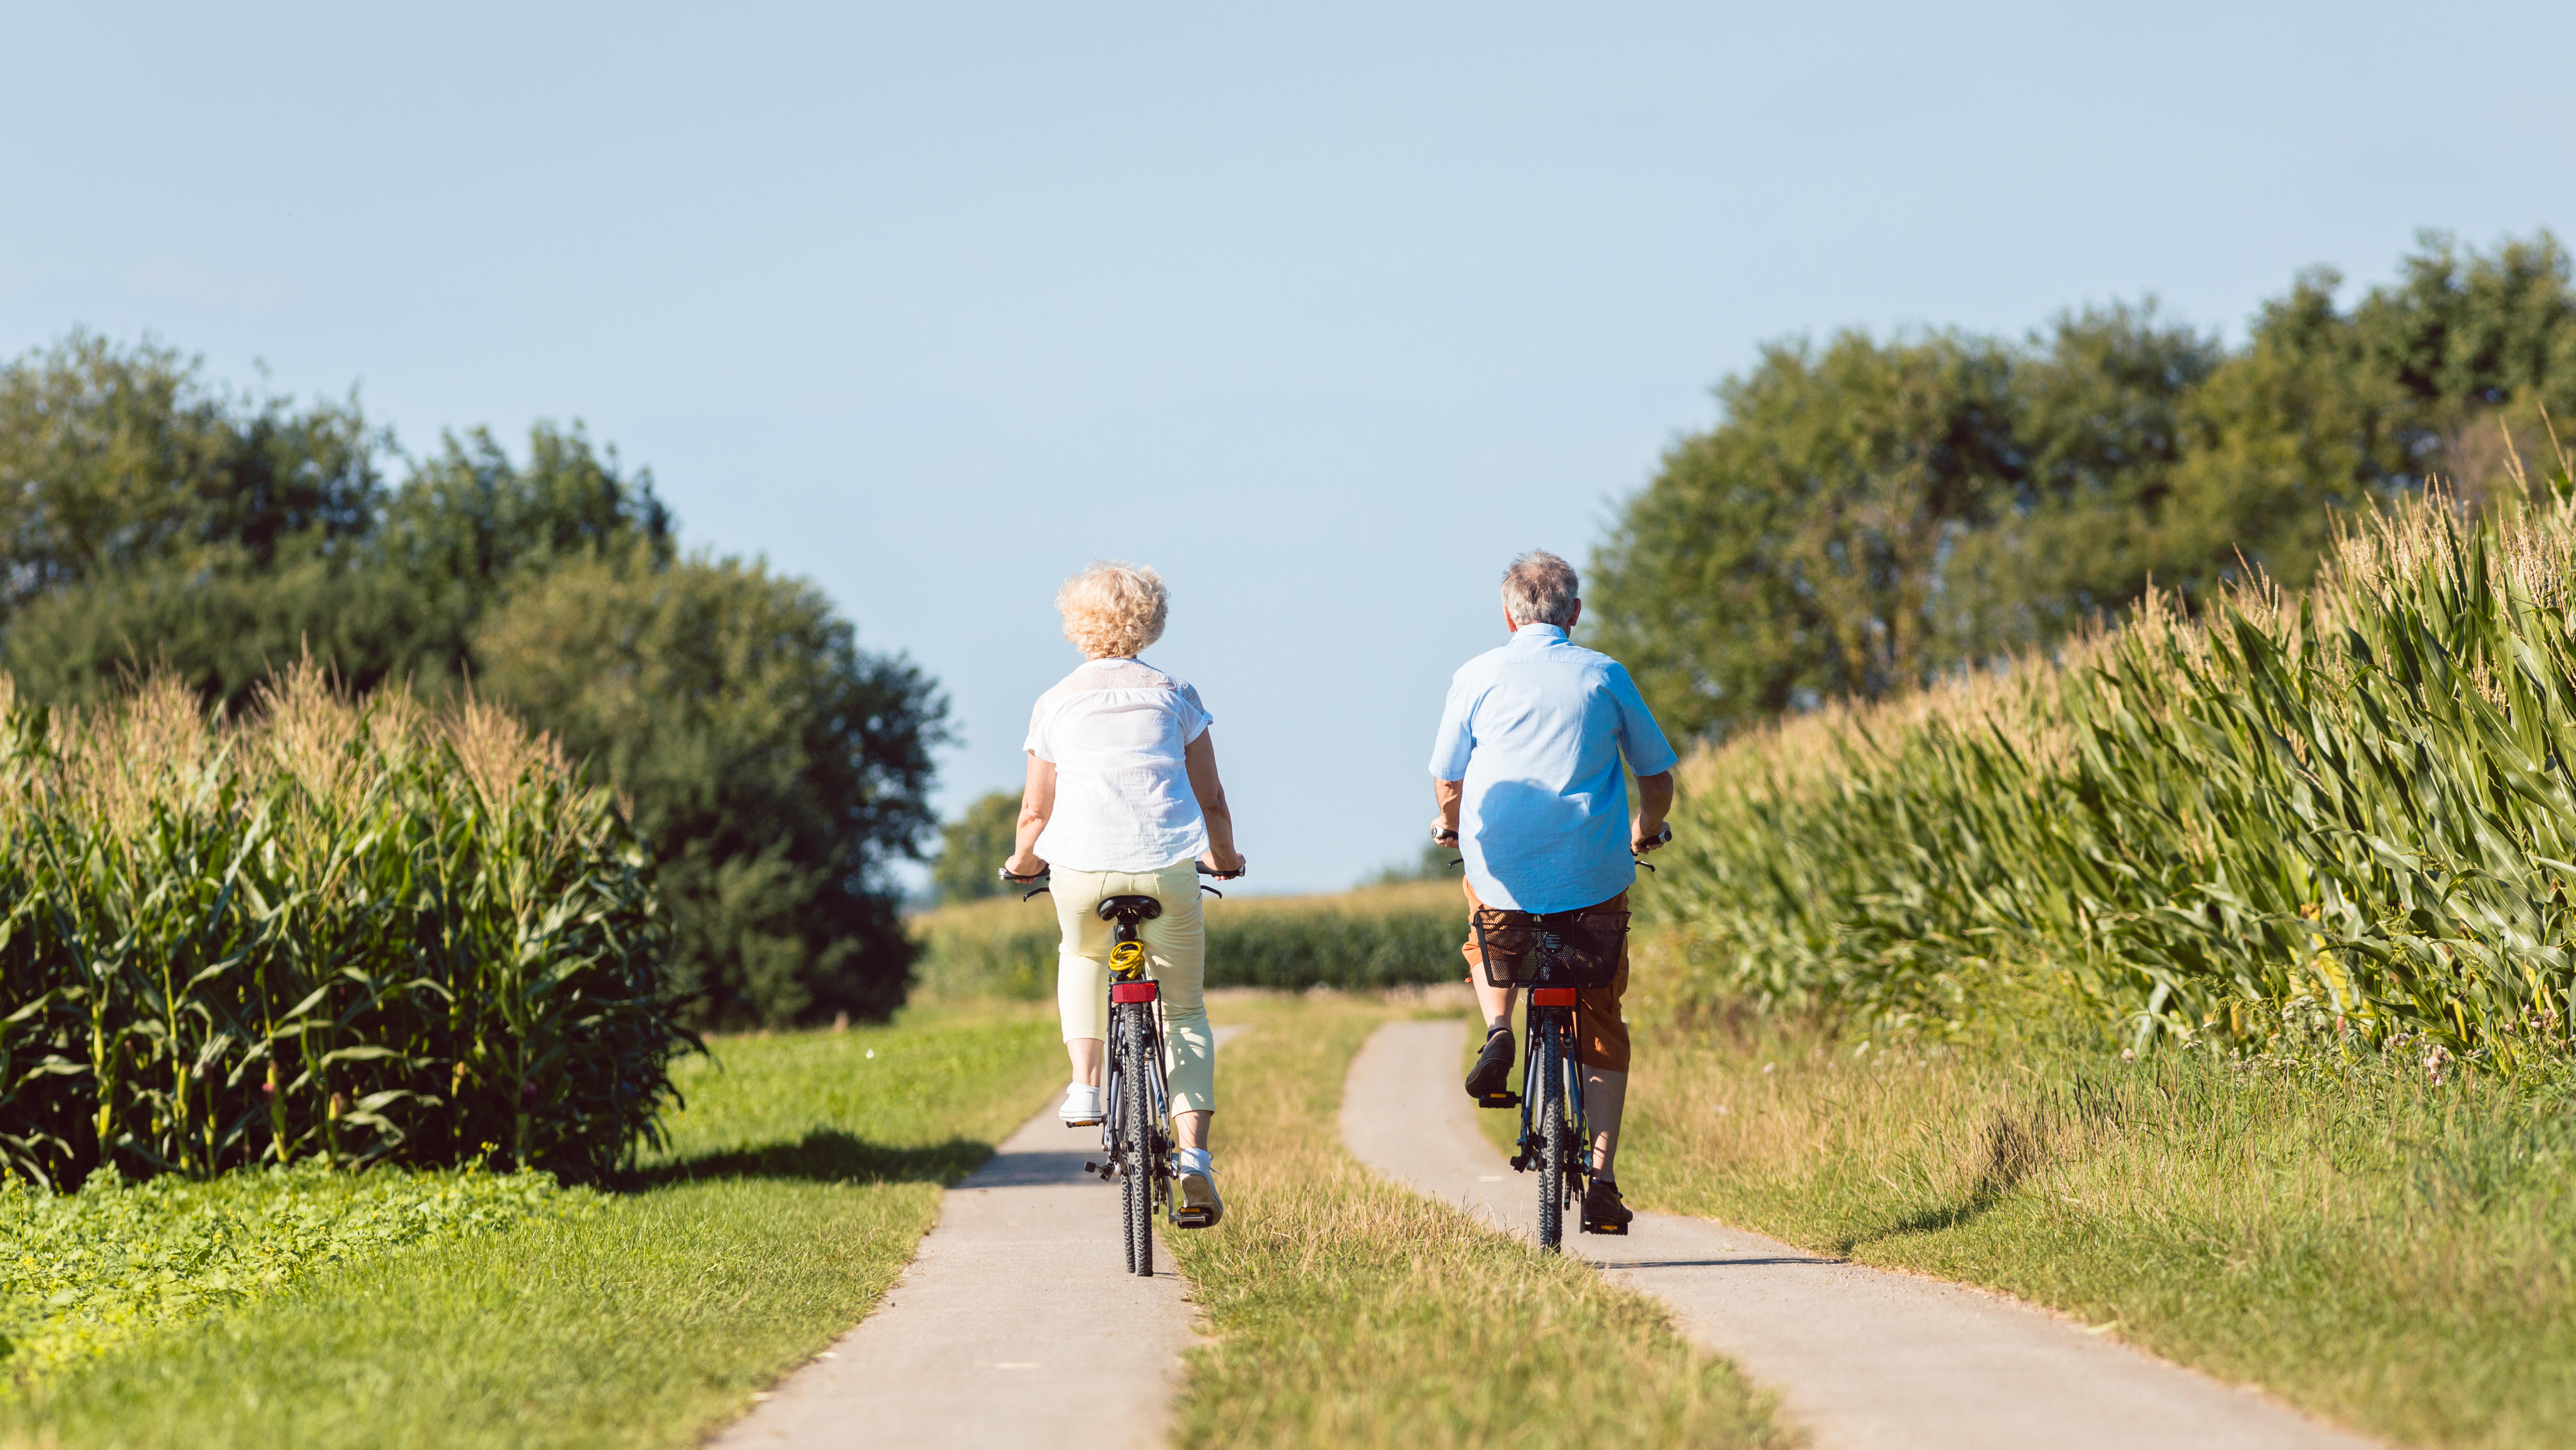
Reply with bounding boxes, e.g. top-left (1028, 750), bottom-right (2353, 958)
top-left (1589, 1256), bottom-right (1847, 1270)
top-left (630, 1131), bottom-right (996, 1190)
